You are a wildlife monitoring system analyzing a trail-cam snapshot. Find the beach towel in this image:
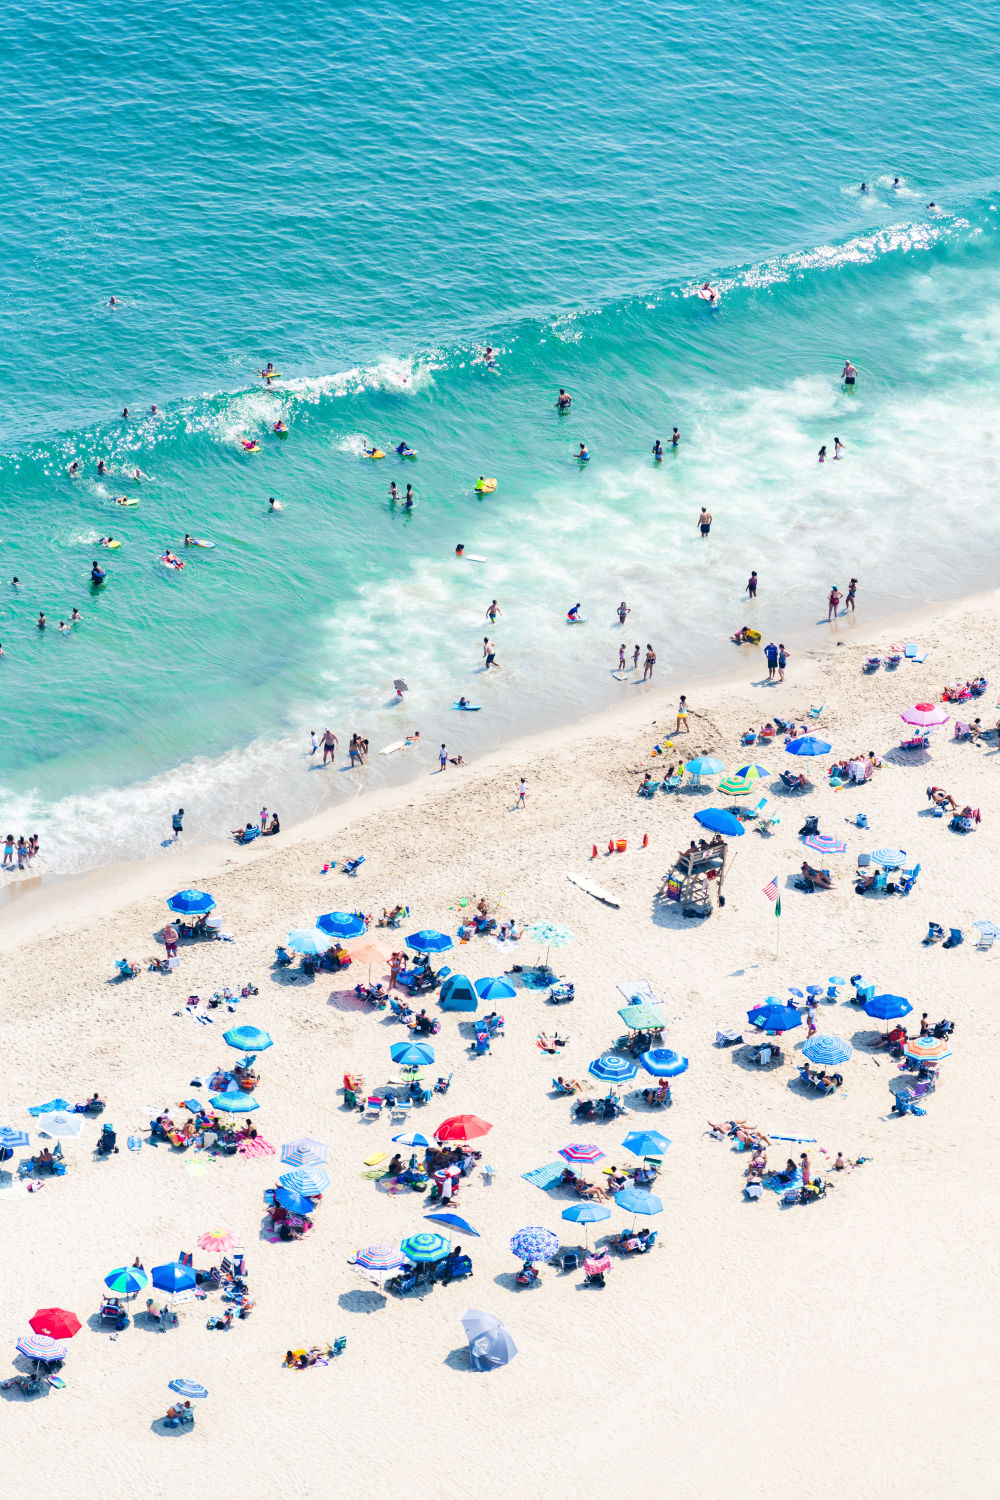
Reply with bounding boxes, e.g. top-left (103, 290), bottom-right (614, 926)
top-left (27, 1098), bottom-right (69, 1116)
top-left (763, 1168), bottom-right (802, 1195)
top-left (236, 1137), bottom-right (275, 1158)
top-left (521, 1162), bottom-right (565, 1190)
